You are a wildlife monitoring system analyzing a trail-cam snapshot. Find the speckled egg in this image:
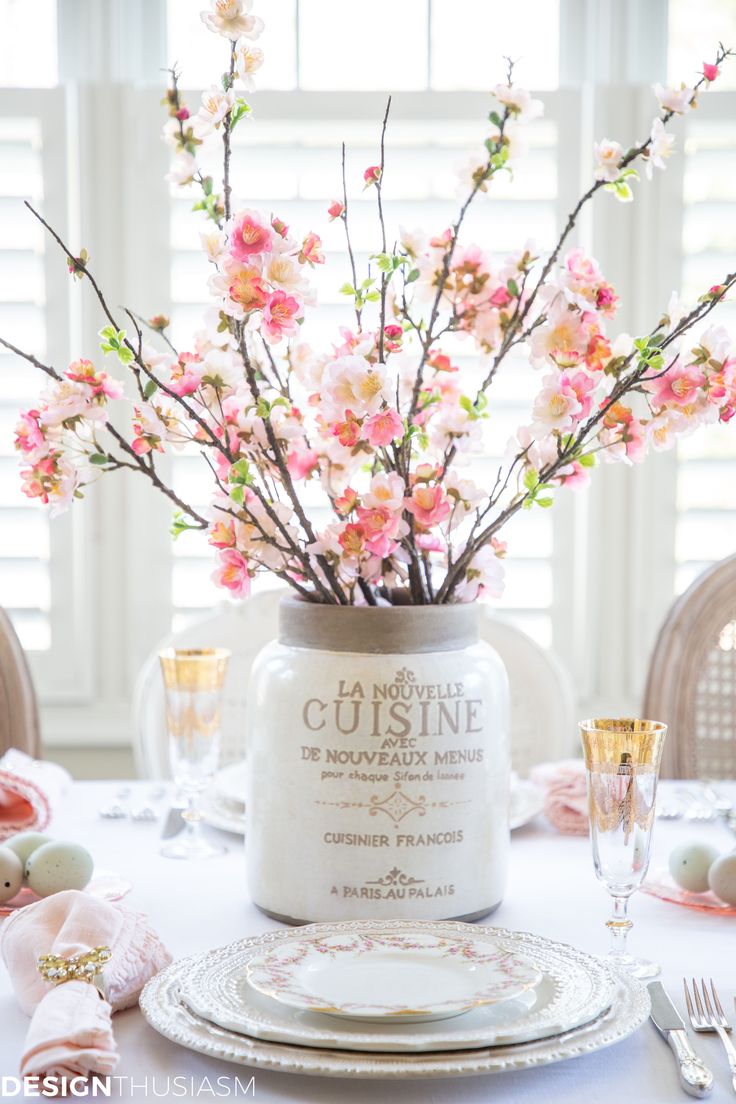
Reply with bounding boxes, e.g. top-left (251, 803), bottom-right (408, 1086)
top-left (669, 841), bottom-right (720, 893)
top-left (25, 841), bottom-right (94, 897)
top-left (0, 845), bottom-right (24, 903)
top-left (5, 831), bottom-right (50, 869)
top-left (708, 852), bottom-right (736, 906)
